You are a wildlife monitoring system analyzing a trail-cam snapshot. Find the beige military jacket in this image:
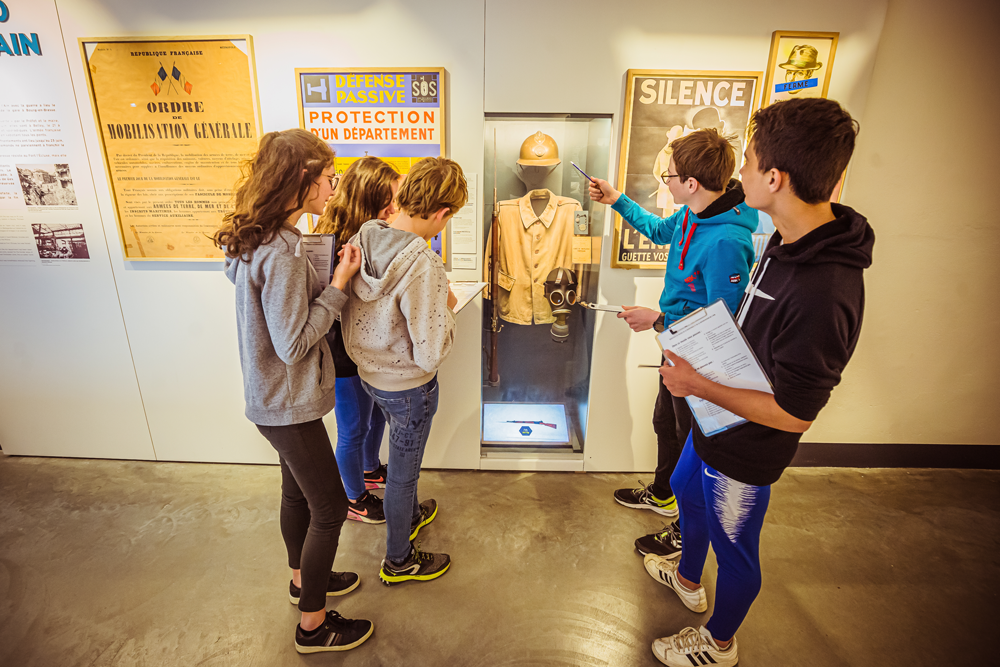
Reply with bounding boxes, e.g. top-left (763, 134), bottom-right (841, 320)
top-left (485, 189), bottom-right (582, 325)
